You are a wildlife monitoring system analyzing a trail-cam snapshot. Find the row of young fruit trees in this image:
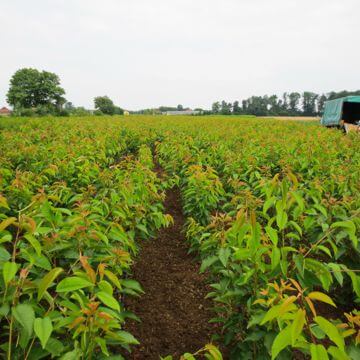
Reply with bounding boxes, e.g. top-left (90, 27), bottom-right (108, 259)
top-left (0, 116), bottom-right (359, 359)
